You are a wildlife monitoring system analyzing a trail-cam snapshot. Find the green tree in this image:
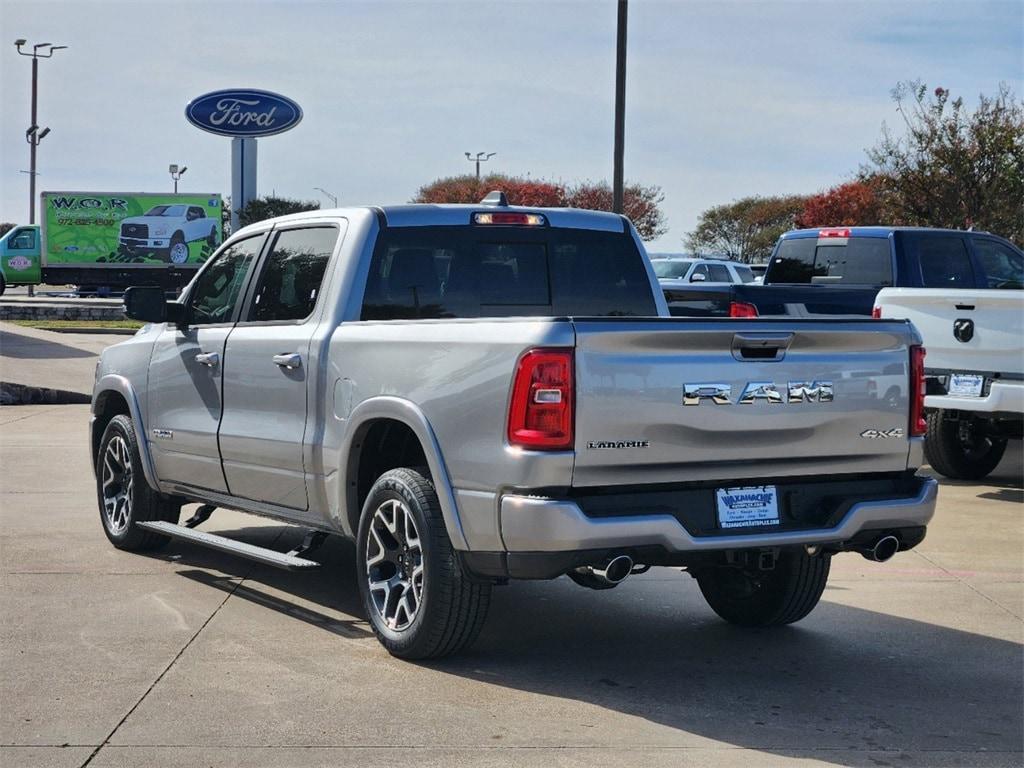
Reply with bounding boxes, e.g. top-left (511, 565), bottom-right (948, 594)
top-left (686, 195), bottom-right (807, 263)
top-left (864, 81), bottom-right (1024, 245)
top-left (237, 195), bottom-right (320, 228)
